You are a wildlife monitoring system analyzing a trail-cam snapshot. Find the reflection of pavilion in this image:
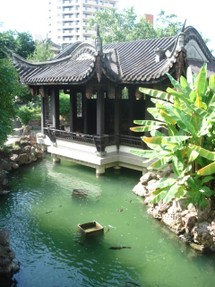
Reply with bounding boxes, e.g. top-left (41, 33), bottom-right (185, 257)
top-left (13, 26), bottom-right (215, 175)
